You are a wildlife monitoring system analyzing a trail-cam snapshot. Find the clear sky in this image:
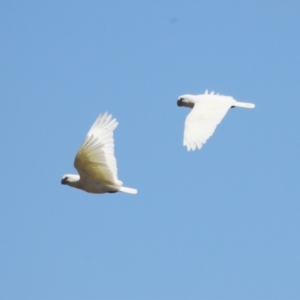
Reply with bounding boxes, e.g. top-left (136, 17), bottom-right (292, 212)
top-left (1, 1), bottom-right (300, 299)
